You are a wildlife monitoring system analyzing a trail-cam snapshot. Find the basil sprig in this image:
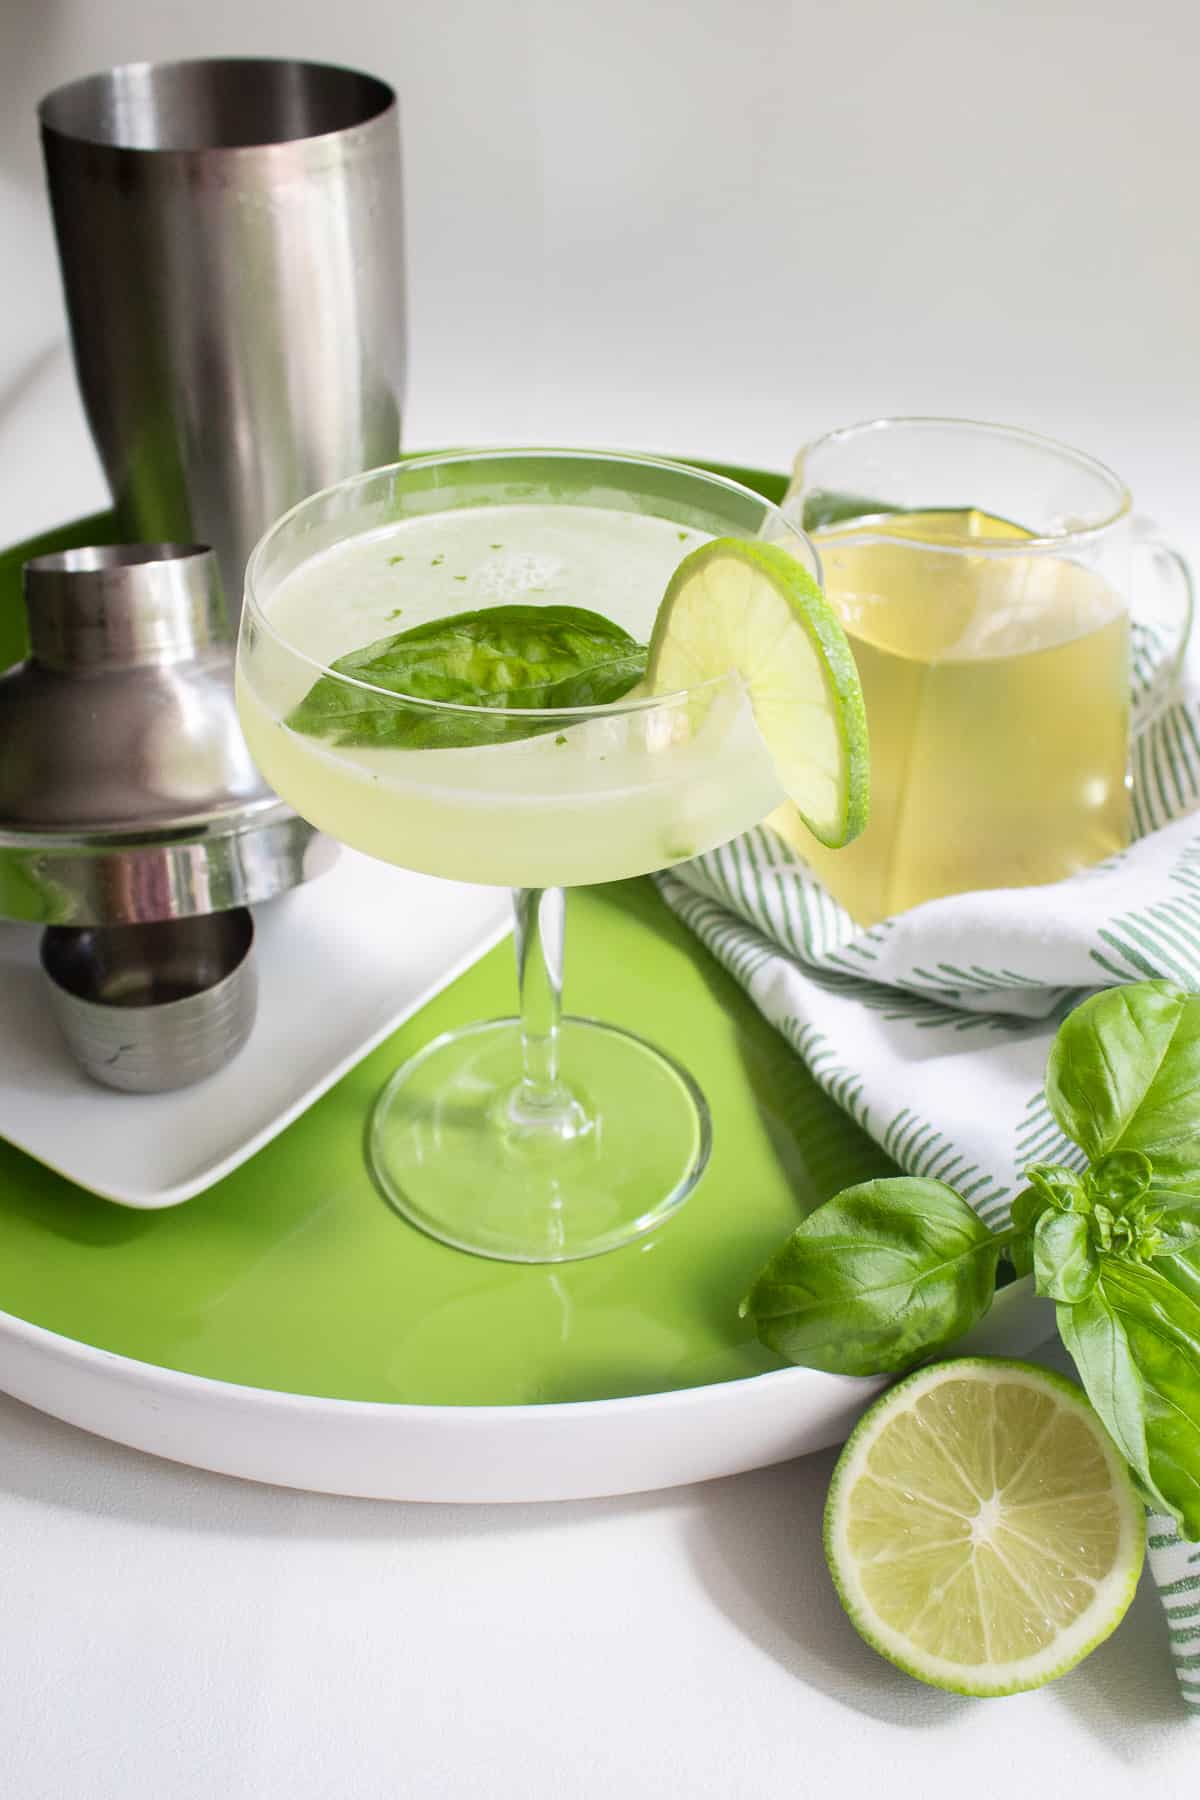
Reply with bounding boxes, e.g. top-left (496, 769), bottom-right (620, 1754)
top-left (287, 604), bottom-right (647, 750)
top-left (742, 979), bottom-right (1200, 1538)
top-left (741, 1178), bottom-right (1001, 1375)
top-left (1045, 982), bottom-right (1200, 1188)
